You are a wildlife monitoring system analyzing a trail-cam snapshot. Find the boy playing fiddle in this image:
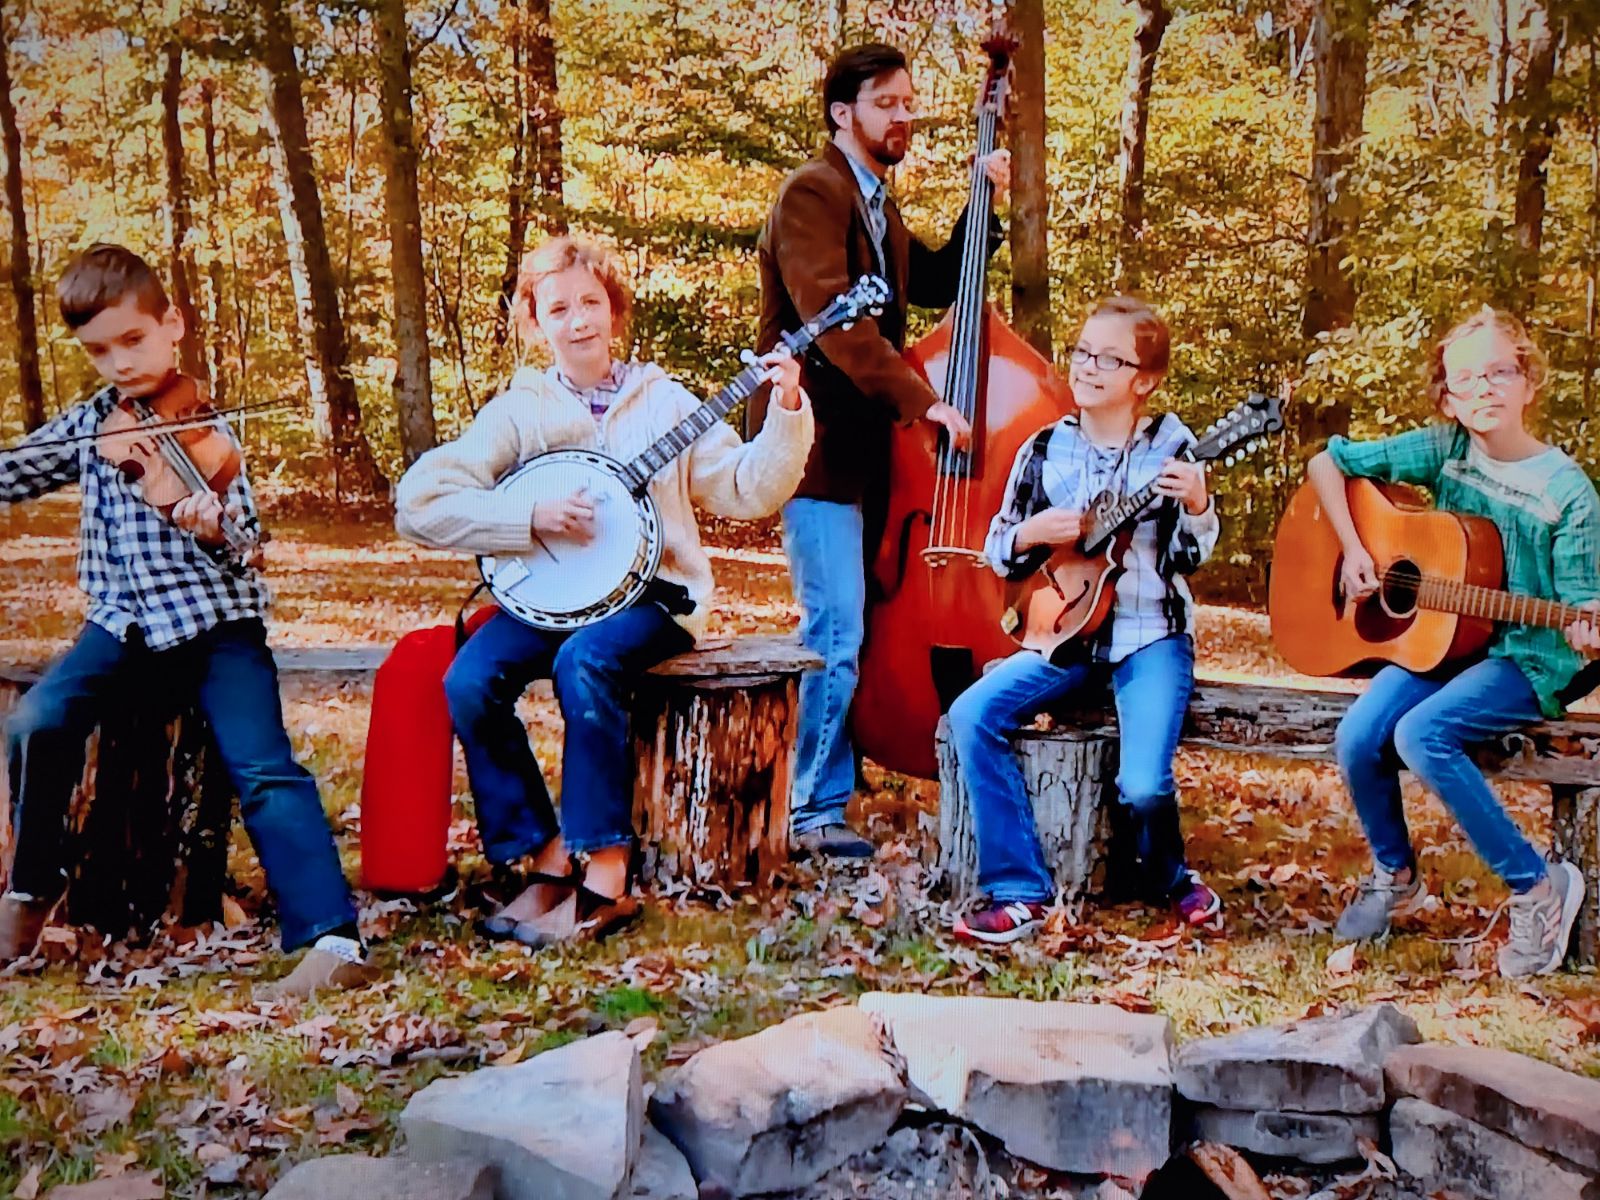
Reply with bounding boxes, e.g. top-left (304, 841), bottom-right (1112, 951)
top-left (0, 244), bottom-right (374, 996)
